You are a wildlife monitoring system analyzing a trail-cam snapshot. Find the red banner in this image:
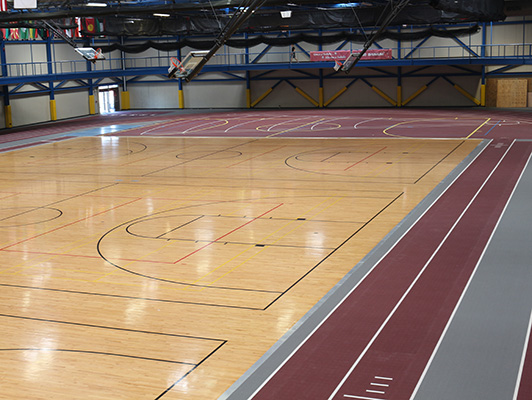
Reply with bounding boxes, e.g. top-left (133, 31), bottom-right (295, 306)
top-left (310, 49), bottom-right (392, 62)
